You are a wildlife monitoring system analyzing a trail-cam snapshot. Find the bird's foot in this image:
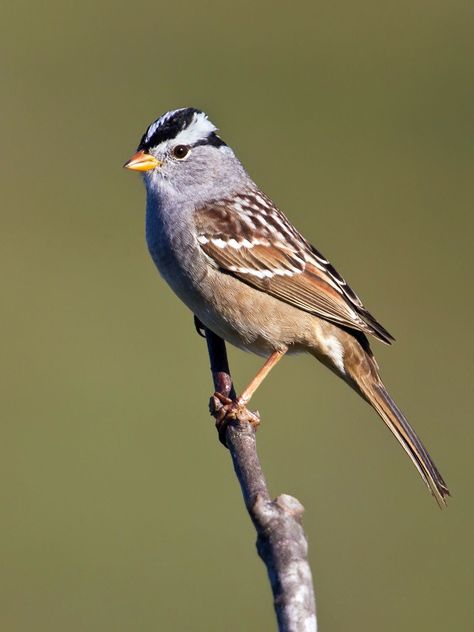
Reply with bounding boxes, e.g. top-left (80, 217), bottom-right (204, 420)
top-left (209, 392), bottom-right (260, 447)
top-left (194, 315), bottom-right (206, 338)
